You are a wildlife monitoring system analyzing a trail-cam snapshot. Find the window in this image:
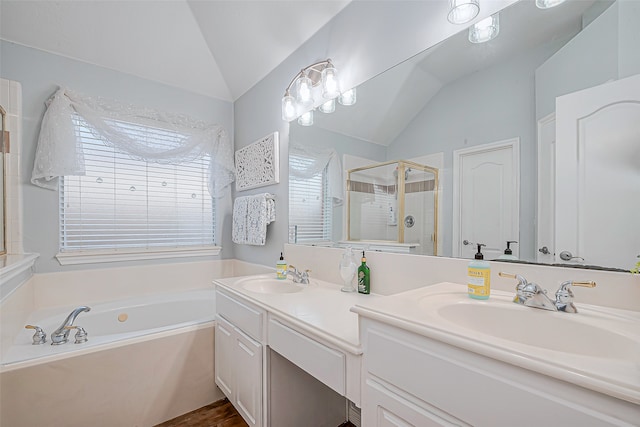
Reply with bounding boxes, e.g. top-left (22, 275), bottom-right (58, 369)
top-left (59, 115), bottom-right (215, 254)
top-left (288, 153), bottom-right (332, 242)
